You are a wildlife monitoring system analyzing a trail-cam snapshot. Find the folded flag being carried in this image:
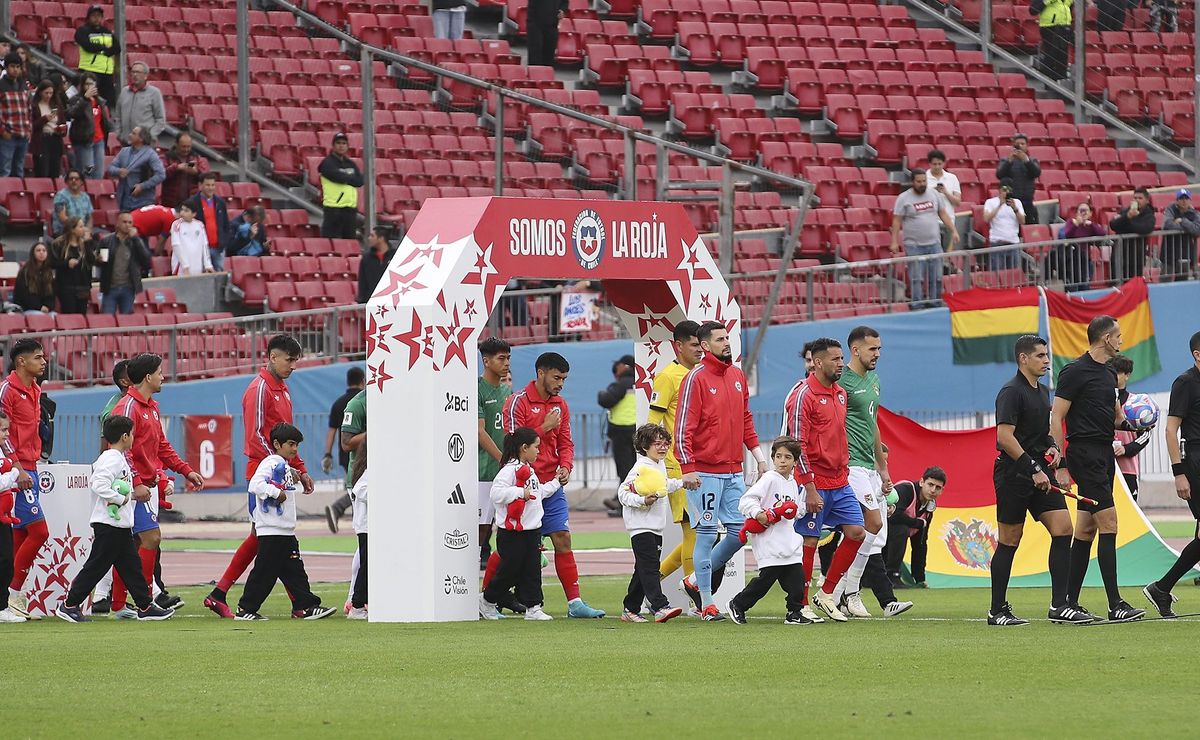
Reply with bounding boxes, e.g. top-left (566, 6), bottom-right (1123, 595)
top-left (944, 287), bottom-right (1041, 365)
top-left (1044, 277), bottom-right (1161, 382)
